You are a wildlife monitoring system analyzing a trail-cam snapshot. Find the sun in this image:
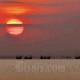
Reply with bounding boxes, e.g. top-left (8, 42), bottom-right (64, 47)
top-left (6, 19), bottom-right (24, 36)
top-left (7, 19), bottom-right (23, 24)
